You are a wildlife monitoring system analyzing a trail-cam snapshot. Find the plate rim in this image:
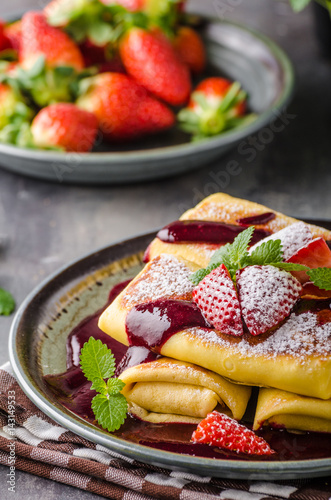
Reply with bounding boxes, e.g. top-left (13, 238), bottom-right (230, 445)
top-left (0, 17), bottom-right (295, 165)
top-left (8, 224), bottom-right (331, 480)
